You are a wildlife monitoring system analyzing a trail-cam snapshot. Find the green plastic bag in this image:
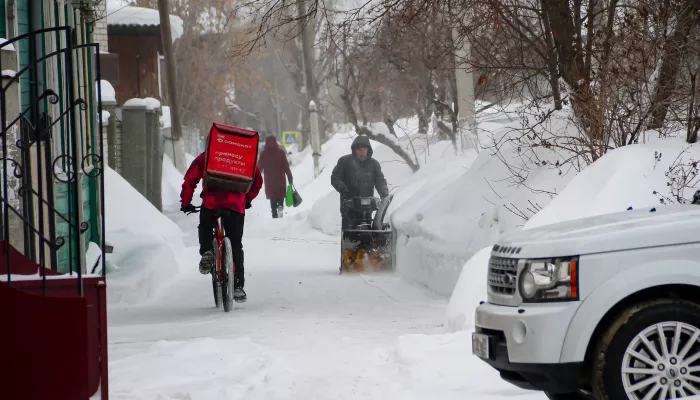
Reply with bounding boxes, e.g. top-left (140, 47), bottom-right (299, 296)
top-left (285, 184), bottom-right (294, 207)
